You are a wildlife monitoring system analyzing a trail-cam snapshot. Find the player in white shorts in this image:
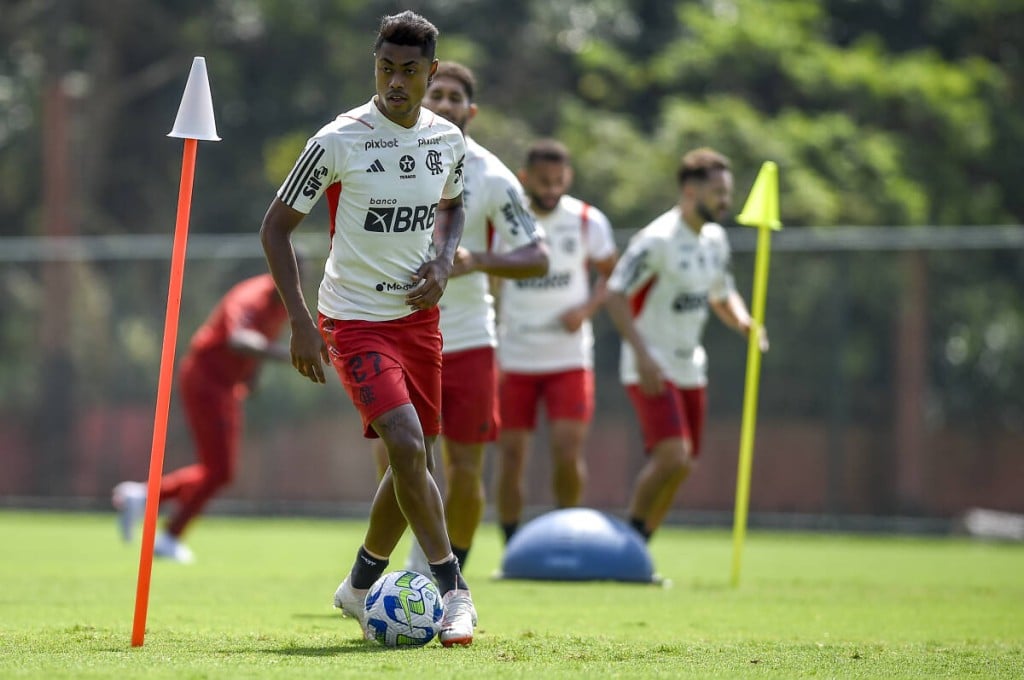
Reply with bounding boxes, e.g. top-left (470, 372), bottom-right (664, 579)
top-left (258, 12), bottom-right (476, 645)
top-left (605, 147), bottom-right (769, 543)
top-left (493, 139), bottom-right (619, 544)
top-left (371, 61), bottom-right (548, 572)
